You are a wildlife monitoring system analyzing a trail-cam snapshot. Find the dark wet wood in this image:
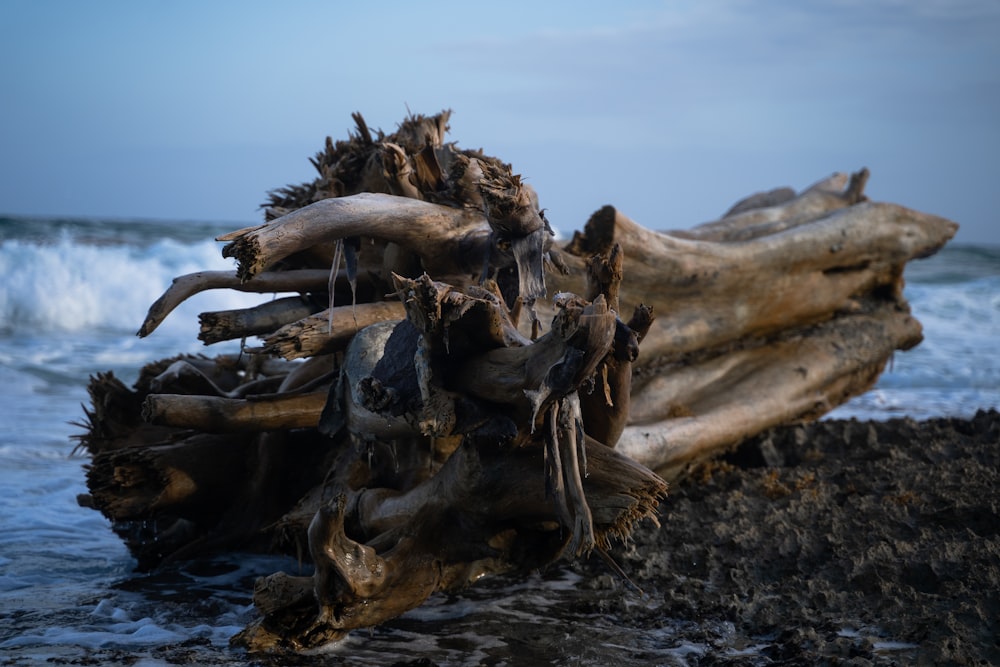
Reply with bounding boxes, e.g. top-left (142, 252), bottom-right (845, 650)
top-left (142, 391), bottom-right (329, 432)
